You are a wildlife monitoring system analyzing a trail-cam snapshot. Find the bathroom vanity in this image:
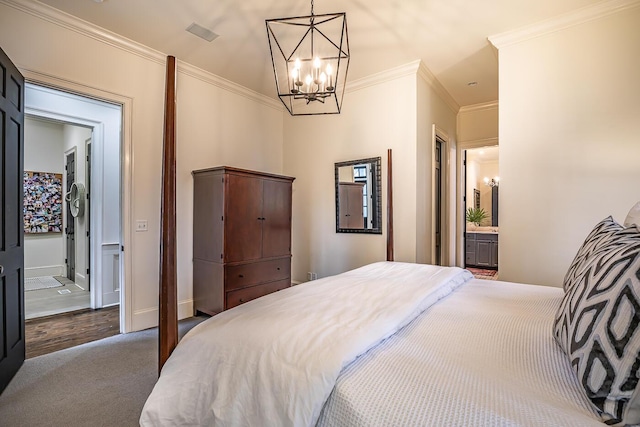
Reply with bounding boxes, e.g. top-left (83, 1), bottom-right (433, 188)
top-left (466, 230), bottom-right (498, 269)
